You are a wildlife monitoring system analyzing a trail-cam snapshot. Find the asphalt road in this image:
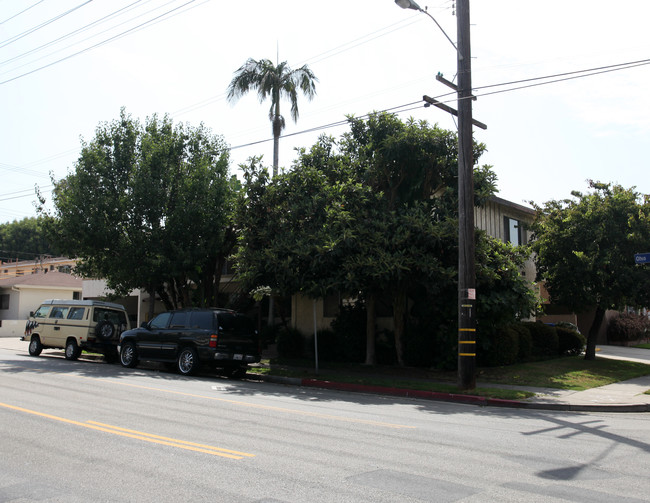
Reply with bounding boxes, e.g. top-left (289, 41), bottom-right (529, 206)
top-left (1, 346), bottom-right (649, 503)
